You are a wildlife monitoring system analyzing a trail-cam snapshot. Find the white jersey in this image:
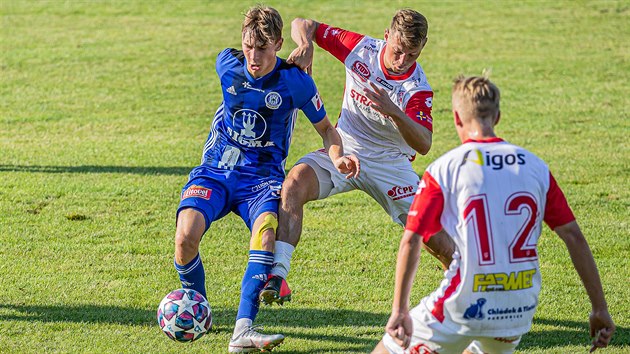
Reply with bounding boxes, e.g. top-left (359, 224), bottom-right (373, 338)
top-left (315, 23), bottom-right (434, 163)
top-left (406, 138), bottom-right (575, 337)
